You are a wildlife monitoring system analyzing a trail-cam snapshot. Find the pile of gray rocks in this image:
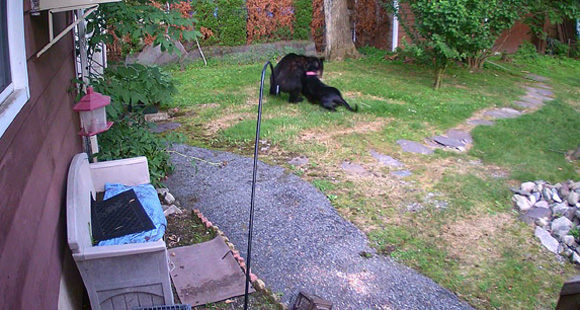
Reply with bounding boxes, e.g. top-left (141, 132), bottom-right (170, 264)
top-left (157, 187), bottom-right (184, 217)
top-left (512, 180), bottom-right (580, 264)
